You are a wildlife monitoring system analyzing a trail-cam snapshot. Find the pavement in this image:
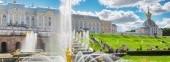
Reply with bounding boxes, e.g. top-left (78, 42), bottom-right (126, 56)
top-left (0, 53), bottom-right (13, 58)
